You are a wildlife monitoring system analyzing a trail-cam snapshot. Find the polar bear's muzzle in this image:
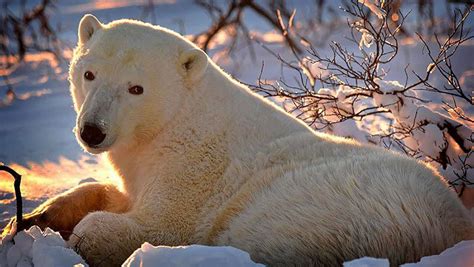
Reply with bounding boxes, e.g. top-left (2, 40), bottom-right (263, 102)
top-left (76, 87), bottom-right (120, 152)
top-left (80, 122), bottom-right (106, 148)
